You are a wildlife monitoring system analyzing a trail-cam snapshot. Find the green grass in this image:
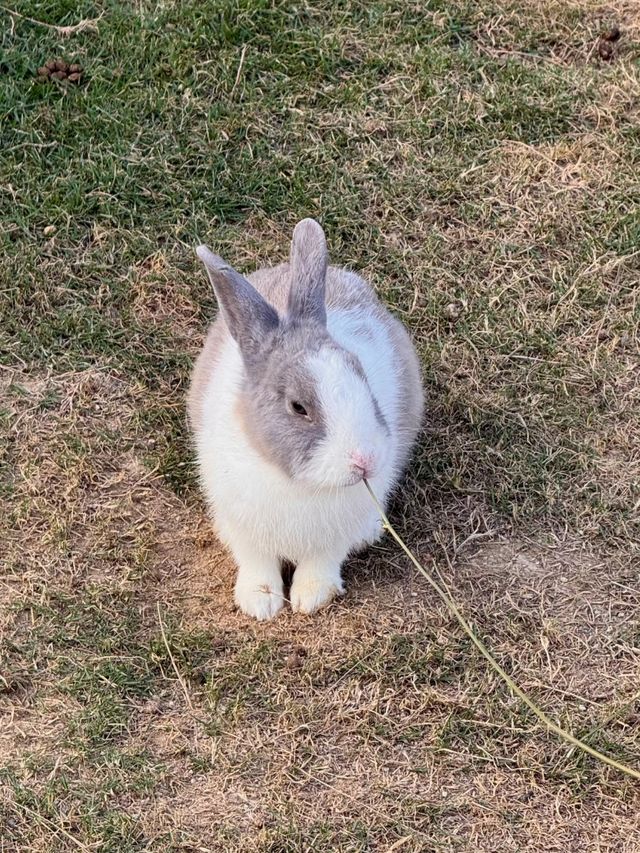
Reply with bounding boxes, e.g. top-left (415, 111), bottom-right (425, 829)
top-left (2, 0), bottom-right (638, 537)
top-left (2, 0), bottom-right (640, 850)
